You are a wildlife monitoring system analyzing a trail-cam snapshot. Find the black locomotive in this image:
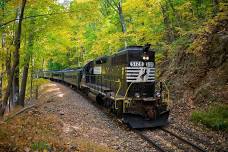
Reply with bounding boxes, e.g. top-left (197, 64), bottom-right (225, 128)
top-left (39, 44), bottom-right (169, 128)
